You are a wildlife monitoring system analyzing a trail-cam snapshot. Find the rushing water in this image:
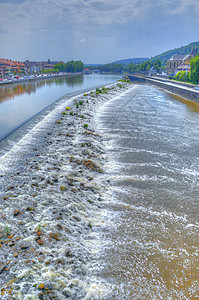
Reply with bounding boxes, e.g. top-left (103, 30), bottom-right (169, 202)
top-left (0, 81), bottom-right (199, 299)
top-left (92, 84), bottom-right (199, 299)
top-left (0, 74), bottom-right (121, 141)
